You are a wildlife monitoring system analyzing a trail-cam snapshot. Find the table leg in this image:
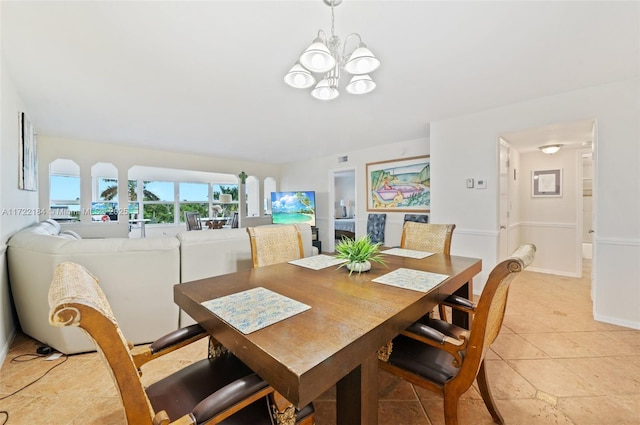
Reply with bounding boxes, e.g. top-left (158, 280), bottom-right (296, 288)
top-left (451, 279), bottom-right (473, 329)
top-left (336, 352), bottom-right (378, 425)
